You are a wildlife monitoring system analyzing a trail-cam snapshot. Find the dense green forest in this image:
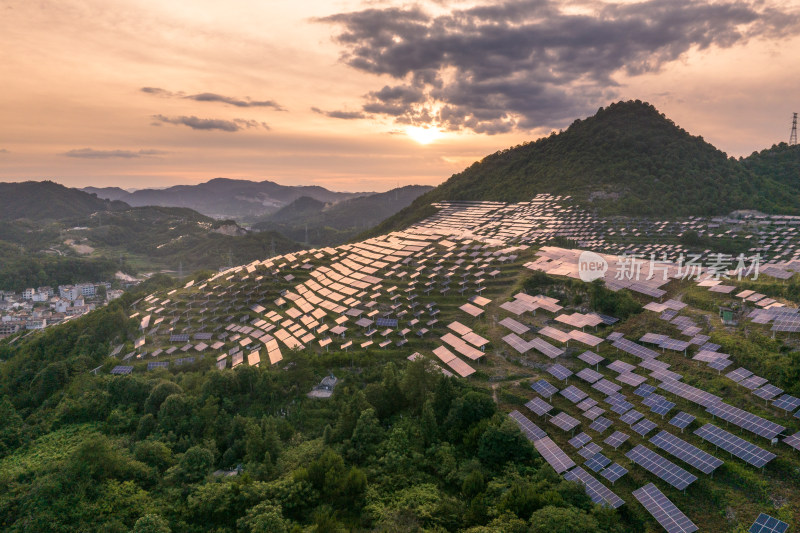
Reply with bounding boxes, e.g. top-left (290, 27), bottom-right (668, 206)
top-left (0, 277), bottom-right (625, 533)
top-left (0, 243), bottom-right (123, 290)
top-left (367, 101), bottom-right (800, 238)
